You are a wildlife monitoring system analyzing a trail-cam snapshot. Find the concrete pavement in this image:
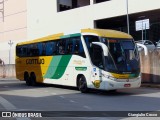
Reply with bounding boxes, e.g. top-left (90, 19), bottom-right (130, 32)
top-left (0, 77), bottom-right (160, 88)
top-left (141, 83), bottom-right (160, 88)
